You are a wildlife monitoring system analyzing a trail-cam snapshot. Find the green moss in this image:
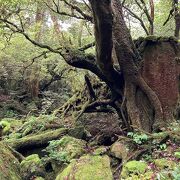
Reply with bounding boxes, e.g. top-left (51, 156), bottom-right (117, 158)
top-left (93, 146), bottom-right (107, 155)
top-left (123, 171), bottom-right (154, 180)
top-left (21, 154), bottom-right (41, 167)
top-left (0, 142), bottom-right (21, 180)
top-left (56, 155), bottom-right (113, 180)
top-left (45, 136), bottom-right (86, 163)
top-left (17, 114), bottom-right (60, 137)
top-left (174, 152), bottom-right (180, 159)
top-left (121, 160), bottom-right (148, 178)
top-left (0, 118), bottom-right (23, 136)
top-left (154, 159), bottom-right (176, 170)
top-left (20, 154), bottom-right (44, 179)
top-left (0, 120), bottom-right (11, 134)
top-left (145, 35), bottom-right (158, 42)
top-left (35, 177), bottom-right (45, 180)
top-left (5, 128), bottom-right (68, 150)
top-left (152, 132), bottom-right (168, 139)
